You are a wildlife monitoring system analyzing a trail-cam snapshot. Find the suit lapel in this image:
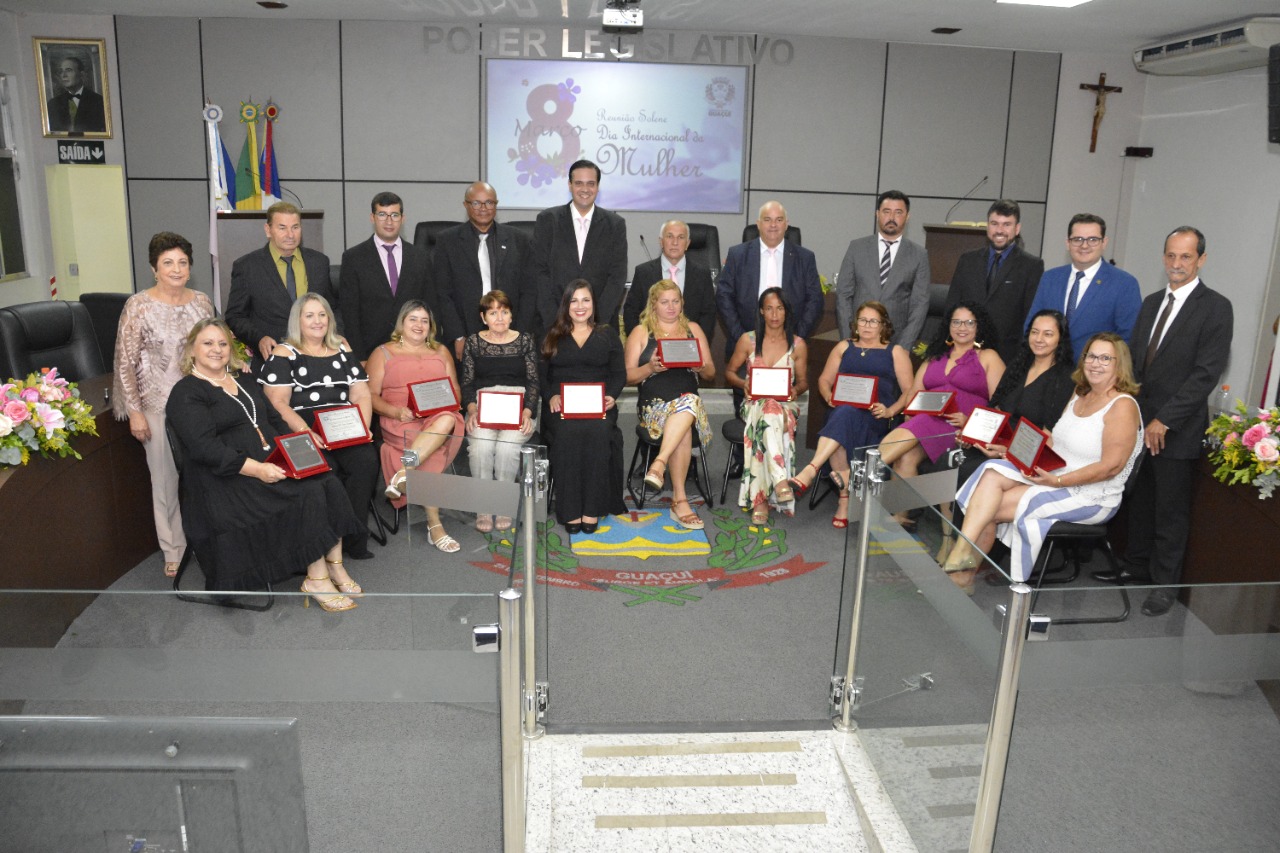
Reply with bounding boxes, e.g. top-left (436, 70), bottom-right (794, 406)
top-left (1150, 284), bottom-right (1203, 364)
